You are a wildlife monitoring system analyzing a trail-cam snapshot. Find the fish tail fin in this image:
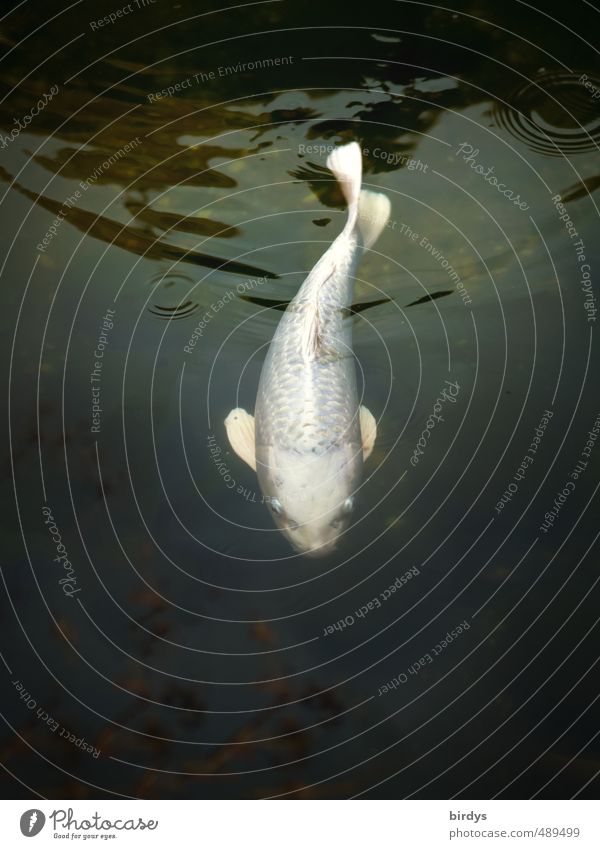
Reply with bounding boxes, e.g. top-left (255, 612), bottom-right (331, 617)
top-left (357, 189), bottom-right (391, 250)
top-left (327, 142), bottom-right (362, 217)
